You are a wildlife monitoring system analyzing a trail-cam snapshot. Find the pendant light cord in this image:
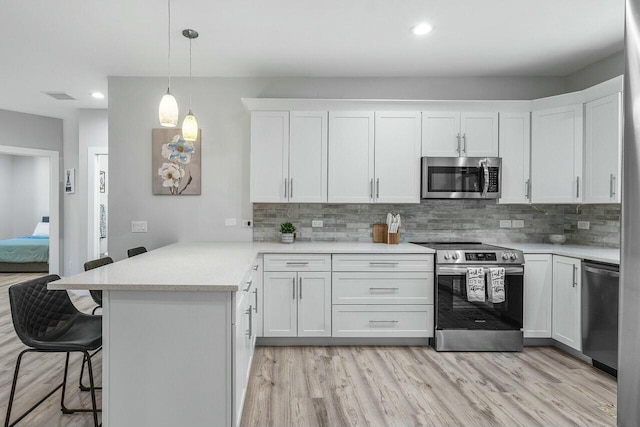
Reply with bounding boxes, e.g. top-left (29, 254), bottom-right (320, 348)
top-left (167, 0), bottom-right (171, 90)
top-left (189, 37), bottom-right (192, 109)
